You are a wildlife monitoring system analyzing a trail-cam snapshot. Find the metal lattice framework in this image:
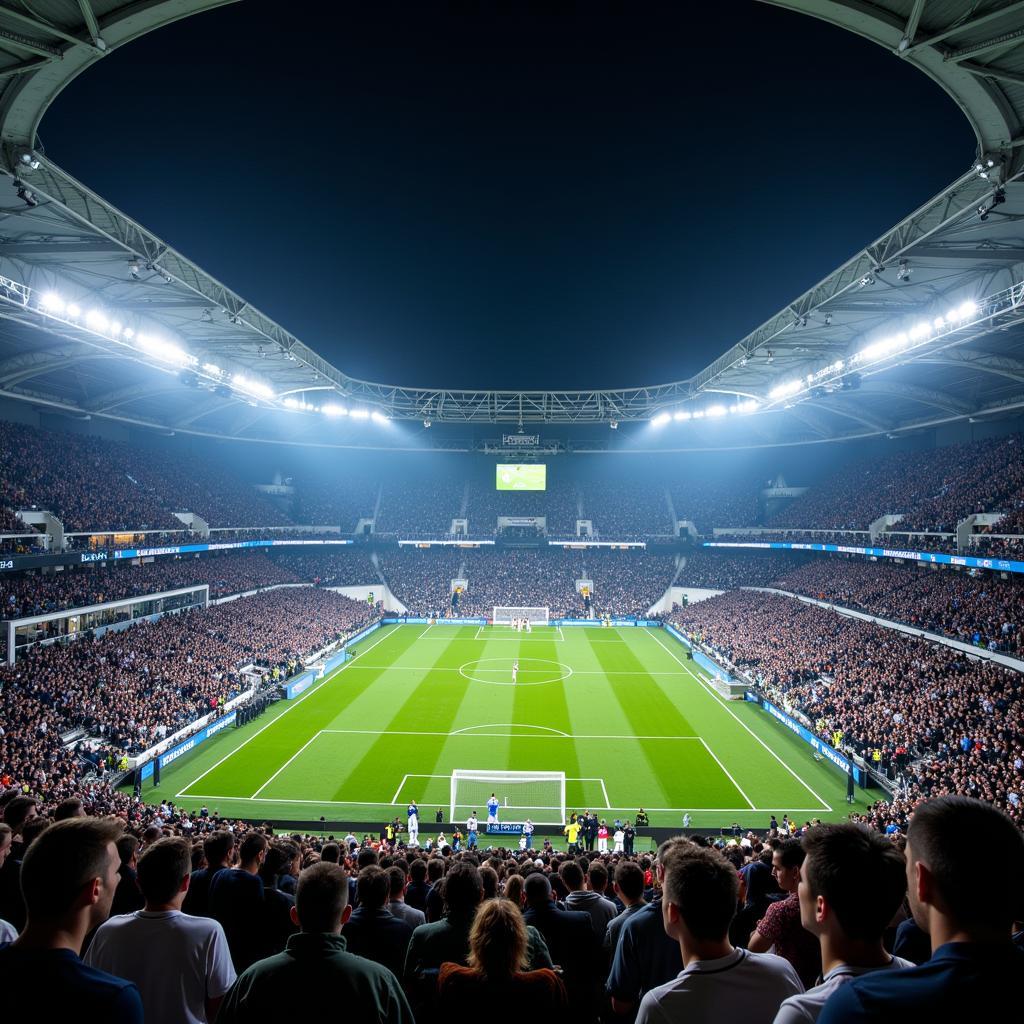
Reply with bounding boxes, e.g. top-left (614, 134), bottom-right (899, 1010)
top-left (1, 1), bottom-right (1024, 448)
